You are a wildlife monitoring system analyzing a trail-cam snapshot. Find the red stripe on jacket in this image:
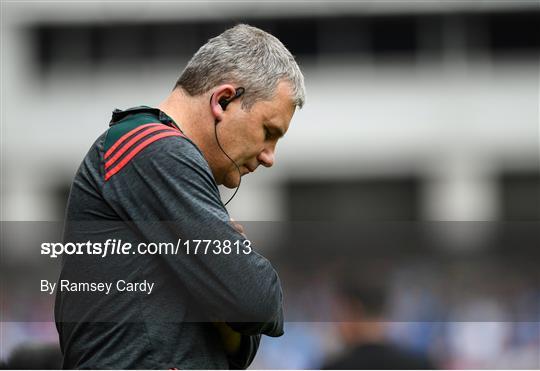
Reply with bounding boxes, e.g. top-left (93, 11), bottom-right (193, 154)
top-left (104, 123), bottom-right (162, 159)
top-left (105, 125), bottom-right (170, 168)
top-left (105, 130), bottom-right (183, 181)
